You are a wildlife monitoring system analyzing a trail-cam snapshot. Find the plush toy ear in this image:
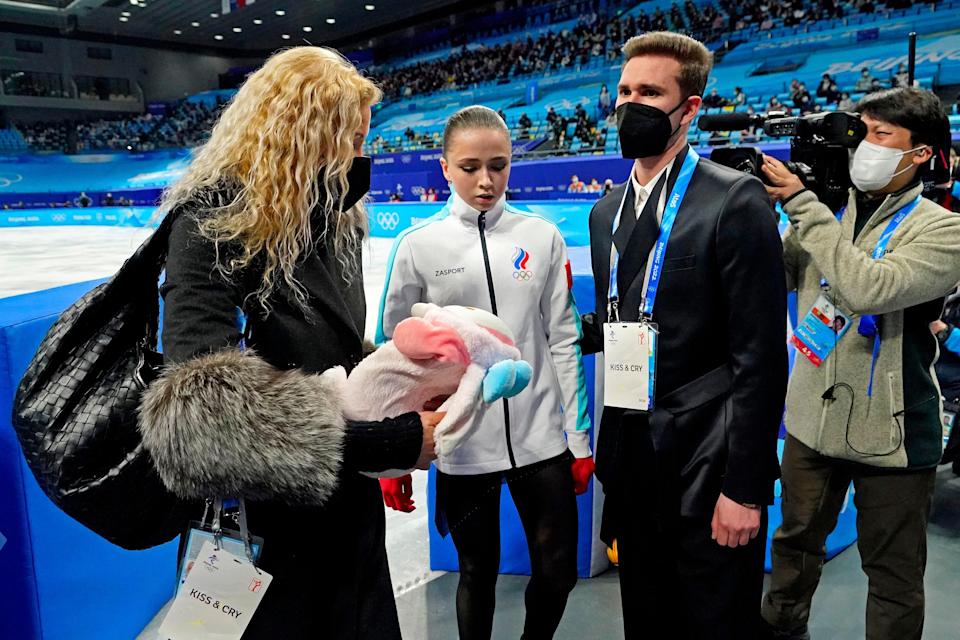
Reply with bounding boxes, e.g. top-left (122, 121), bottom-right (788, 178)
top-left (482, 360), bottom-right (517, 403)
top-left (482, 360), bottom-right (534, 403)
top-left (393, 317), bottom-right (470, 365)
top-left (507, 360), bottom-right (532, 397)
